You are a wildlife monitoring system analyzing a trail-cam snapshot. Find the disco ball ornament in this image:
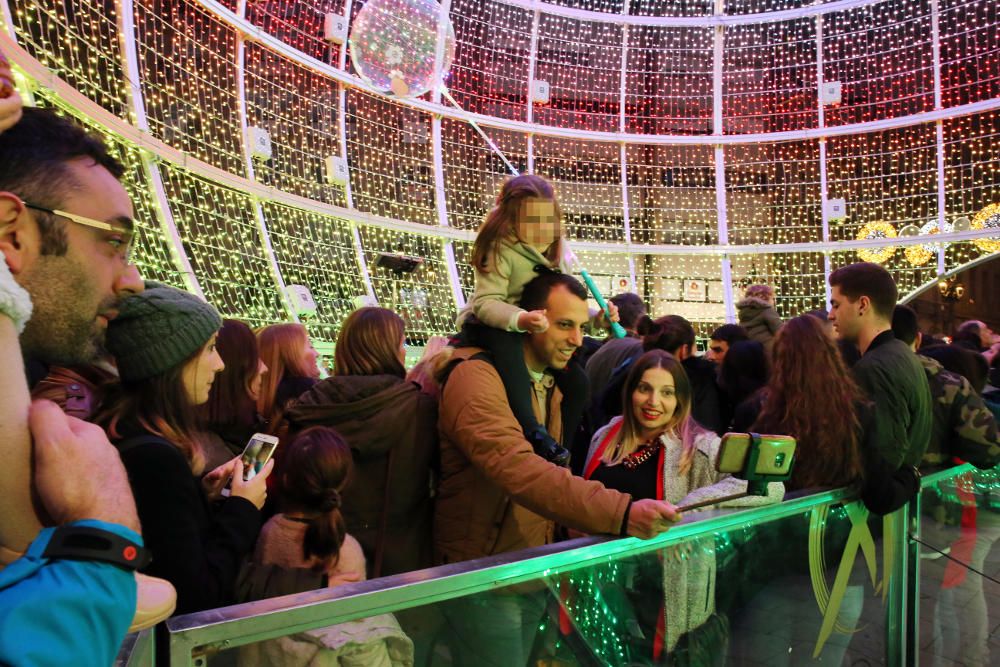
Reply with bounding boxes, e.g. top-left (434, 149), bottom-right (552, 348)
top-left (349, 0), bottom-right (456, 98)
top-left (856, 221), bottom-right (898, 264)
top-left (971, 203), bottom-right (1000, 253)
